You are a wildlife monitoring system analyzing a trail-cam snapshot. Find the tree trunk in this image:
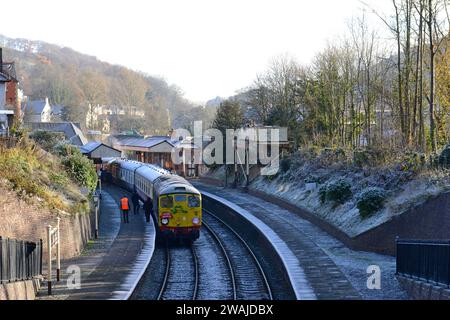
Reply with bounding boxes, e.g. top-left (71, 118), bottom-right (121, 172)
top-left (428, 0), bottom-right (437, 153)
top-left (394, 1), bottom-right (405, 143)
top-left (413, 0), bottom-right (424, 148)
